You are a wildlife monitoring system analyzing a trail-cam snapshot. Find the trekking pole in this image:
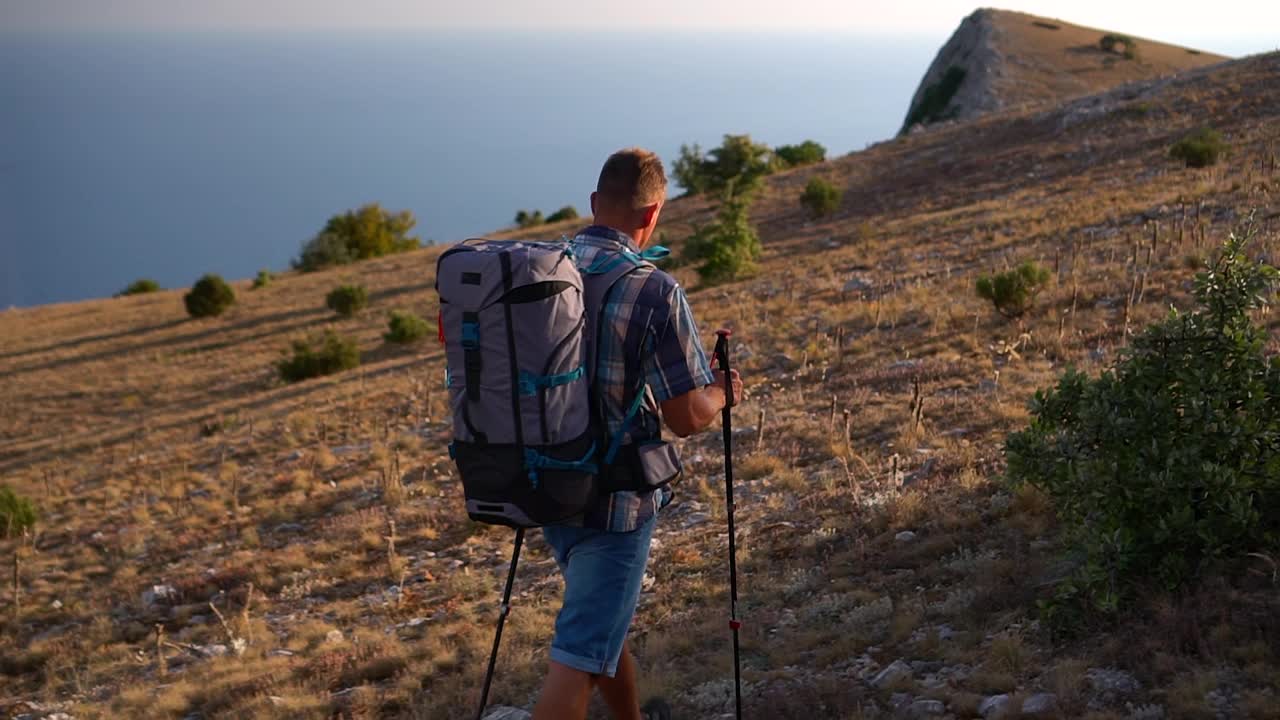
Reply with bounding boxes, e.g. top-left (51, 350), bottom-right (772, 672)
top-left (713, 329), bottom-right (744, 720)
top-left (476, 527), bottom-right (525, 720)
